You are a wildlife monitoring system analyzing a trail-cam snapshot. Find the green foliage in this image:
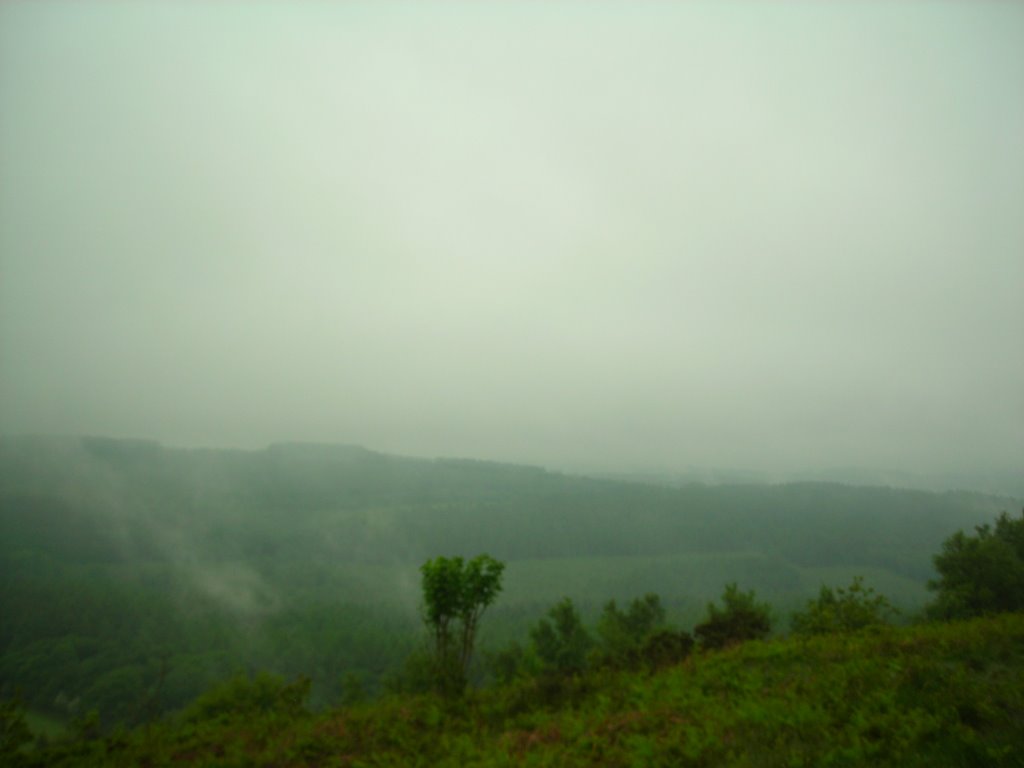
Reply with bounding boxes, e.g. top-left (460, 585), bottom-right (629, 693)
top-left (24, 613), bottom-right (1024, 767)
top-left (530, 598), bottom-right (593, 675)
top-left (596, 593), bottom-right (666, 660)
top-left (339, 671), bottom-right (367, 706)
top-left (68, 708), bottom-right (101, 741)
top-left (927, 509), bottom-right (1024, 619)
top-left (382, 650), bottom-right (440, 696)
top-left (694, 582), bottom-right (772, 650)
top-left (636, 628), bottom-right (694, 670)
top-left (1, 436), bottom-right (1011, 723)
top-left (181, 672), bottom-right (310, 723)
top-left (791, 576), bottom-right (897, 635)
top-left (487, 641), bottom-right (532, 686)
top-left (420, 554), bottom-right (505, 695)
top-left (590, 593), bottom-right (694, 671)
top-left (0, 696), bottom-right (32, 767)
top-left (493, 593), bottom-right (689, 690)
